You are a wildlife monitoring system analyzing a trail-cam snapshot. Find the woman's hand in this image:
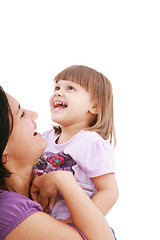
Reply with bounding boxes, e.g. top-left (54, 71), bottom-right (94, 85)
top-left (30, 172), bottom-right (59, 212)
